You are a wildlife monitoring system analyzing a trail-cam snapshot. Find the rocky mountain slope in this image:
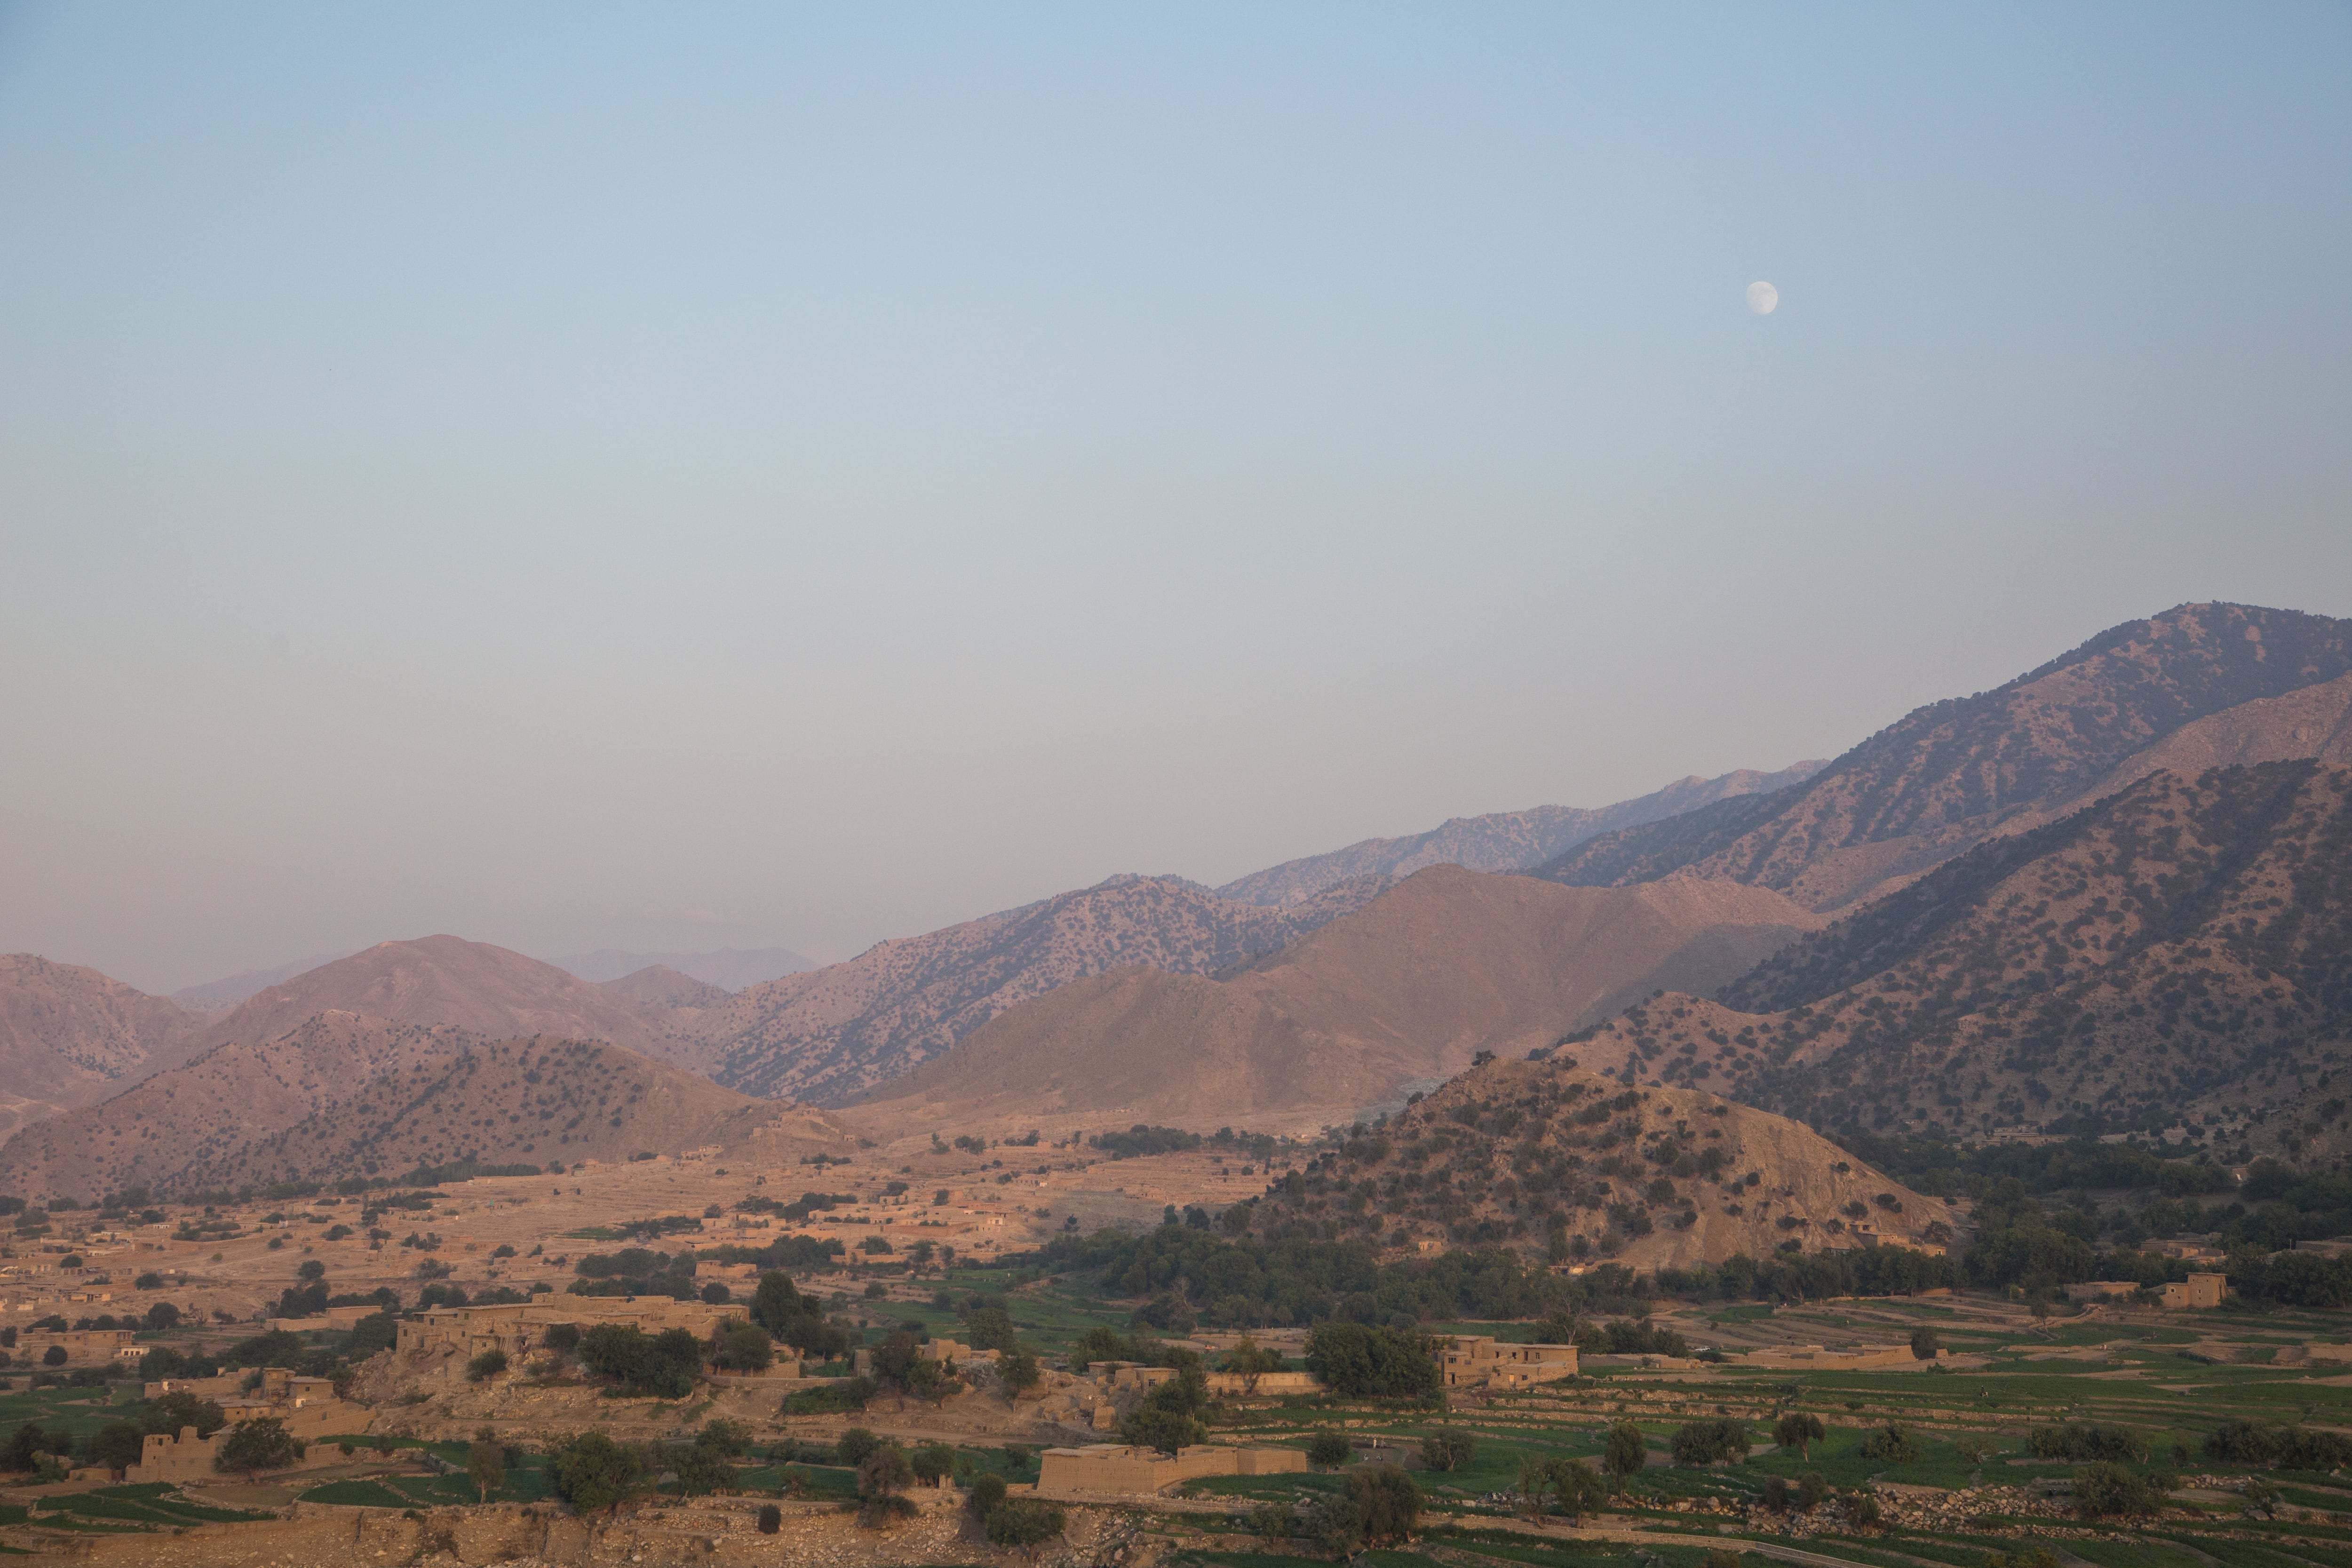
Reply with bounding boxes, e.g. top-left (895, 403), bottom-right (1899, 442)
top-left (175, 1033), bottom-right (777, 1193)
top-left (1245, 1056), bottom-right (1952, 1271)
top-left (0, 1010), bottom-right (780, 1200)
top-left (1534, 603), bottom-right (2352, 911)
top-left (1214, 761), bottom-right (1827, 907)
top-left (841, 865), bottom-right (1820, 1138)
top-left (704, 873), bottom-right (1394, 1106)
top-left (0, 955), bottom-right (194, 1144)
top-left (180, 935), bottom-right (716, 1073)
top-left (1570, 759), bottom-right (2352, 1148)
